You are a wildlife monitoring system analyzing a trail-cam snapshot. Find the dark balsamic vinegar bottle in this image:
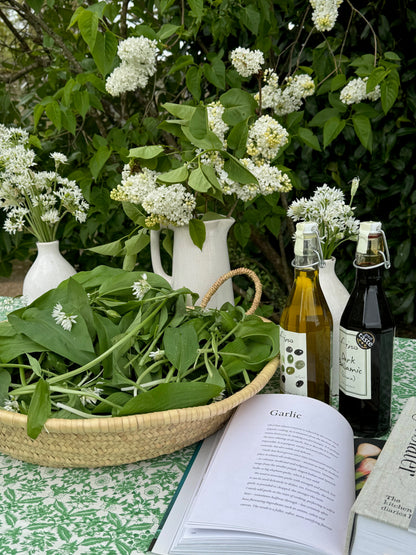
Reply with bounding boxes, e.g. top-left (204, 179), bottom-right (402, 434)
top-left (339, 221), bottom-right (395, 437)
